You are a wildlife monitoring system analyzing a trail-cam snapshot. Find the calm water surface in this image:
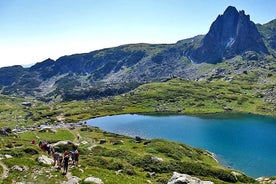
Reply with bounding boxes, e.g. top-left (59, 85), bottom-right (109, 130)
top-left (87, 113), bottom-right (276, 178)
